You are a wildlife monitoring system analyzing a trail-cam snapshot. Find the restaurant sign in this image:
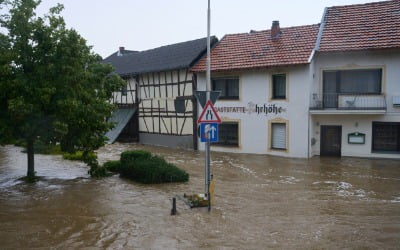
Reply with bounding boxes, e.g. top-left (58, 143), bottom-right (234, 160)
top-left (215, 102), bottom-right (286, 116)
